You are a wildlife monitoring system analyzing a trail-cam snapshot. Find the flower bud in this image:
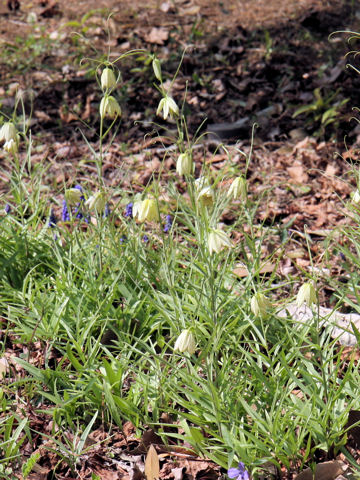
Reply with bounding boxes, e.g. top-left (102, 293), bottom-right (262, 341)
top-left (227, 176), bottom-right (247, 200)
top-left (156, 95), bottom-right (179, 120)
top-left (152, 58), bottom-right (162, 82)
top-left (208, 228), bottom-right (232, 255)
top-left (99, 96), bottom-right (121, 119)
top-left (85, 191), bottom-right (106, 211)
top-left (65, 188), bottom-right (82, 206)
top-left (136, 199), bottom-right (159, 223)
top-left (101, 67), bottom-right (117, 90)
top-left (0, 122), bottom-right (17, 143)
top-left (174, 329), bottom-right (196, 354)
top-left (176, 152), bottom-right (192, 176)
top-left (296, 282), bottom-right (316, 307)
top-left (251, 292), bottom-right (271, 317)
